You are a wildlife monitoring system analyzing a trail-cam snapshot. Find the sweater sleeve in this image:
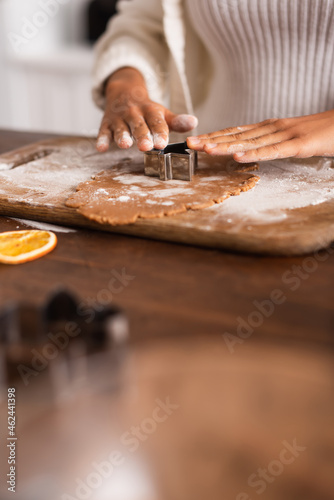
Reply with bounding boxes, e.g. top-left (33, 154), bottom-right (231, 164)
top-left (92, 0), bottom-right (169, 110)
